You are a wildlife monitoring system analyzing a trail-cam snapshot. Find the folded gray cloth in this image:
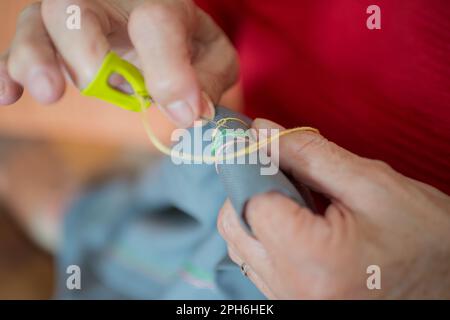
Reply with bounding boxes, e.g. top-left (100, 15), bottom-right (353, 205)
top-left (213, 107), bottom-right (311, 232)
top-left (57, 107), bottom-right (310, 299)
